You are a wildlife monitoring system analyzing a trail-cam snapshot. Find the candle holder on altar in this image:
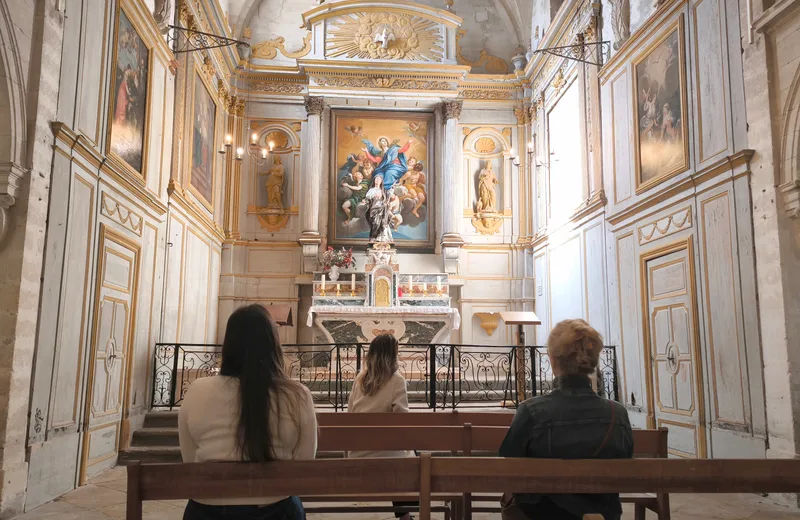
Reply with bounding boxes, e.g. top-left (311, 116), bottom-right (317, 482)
top-left (336, 286), bottom-right (342, 296)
